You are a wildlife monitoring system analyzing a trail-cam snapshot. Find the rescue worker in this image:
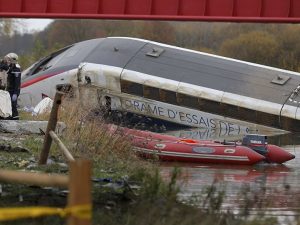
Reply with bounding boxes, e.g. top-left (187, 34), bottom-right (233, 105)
top-left (0, 53), bottom-right (21, 120)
